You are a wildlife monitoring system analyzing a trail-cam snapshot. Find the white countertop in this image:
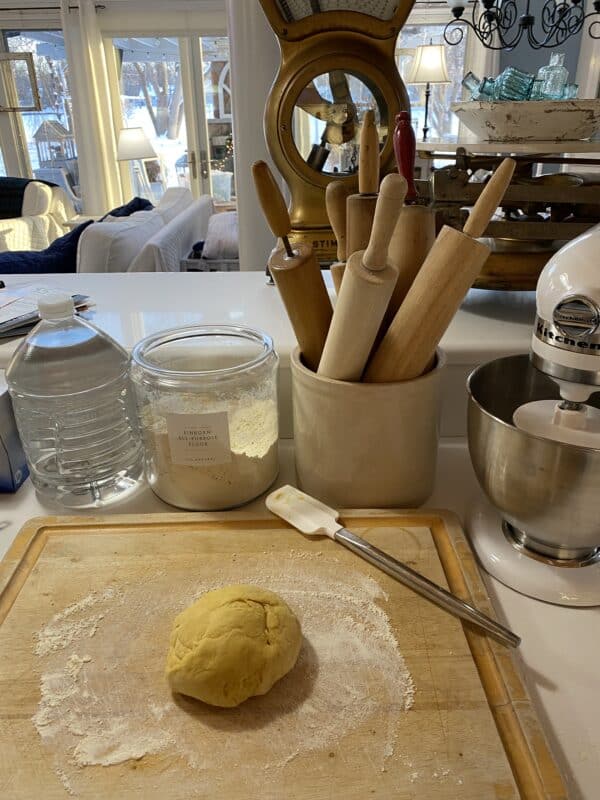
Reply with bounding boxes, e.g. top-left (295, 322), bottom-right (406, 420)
top-left (0, 273), bottom-right (535, 439)
top-left (0, 439), bottom-right (597, 799)
top-left (0, 272), bottom-right (536, 369)
top-left (2, 271), bottom-right (596, 797)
